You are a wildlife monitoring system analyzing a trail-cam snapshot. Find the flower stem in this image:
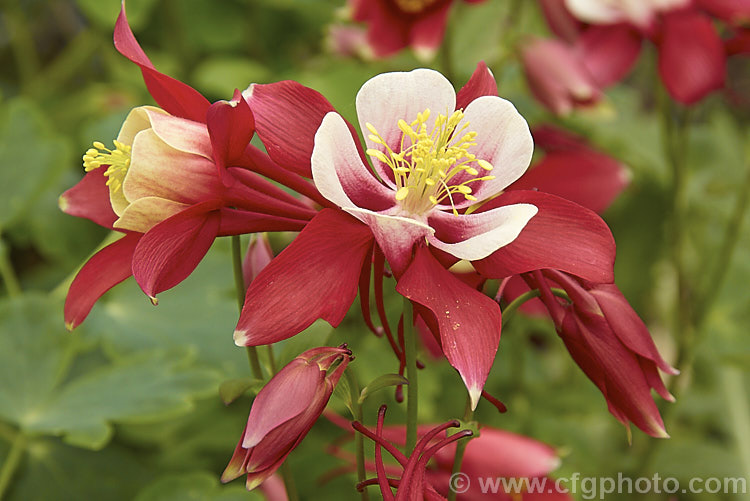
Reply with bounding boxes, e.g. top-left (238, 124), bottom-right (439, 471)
top-left (695, 147), bottom-right (750, 327)
top-left (344, 370), bottom-right (370, 501)
top-left (658, 90), bottom-right (694, 393)
top-left (230, 235), bottom-right (263, 380)
top-left (501, 287), bottom-right (569, 327)
top-left (280, 462), bottom-right (299, 501)
top-left (495, 0), bottom-right (524, 72)
top-left (0, 237), bottom-right (21, 298)
top-left (0, 430), bottom-right (26, 500)
top-left (720, 366), bottom-right (750, 496)
top-left (403, 297), bottom-right (418, 454)
top-left (447, 396), bottom-right (474, 501)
